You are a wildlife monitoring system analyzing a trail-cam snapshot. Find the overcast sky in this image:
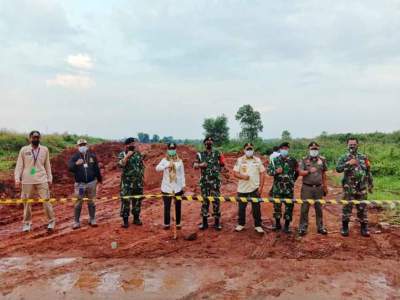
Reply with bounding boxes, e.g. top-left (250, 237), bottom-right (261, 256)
top-left (1, 0), bottom-right (399, 139)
